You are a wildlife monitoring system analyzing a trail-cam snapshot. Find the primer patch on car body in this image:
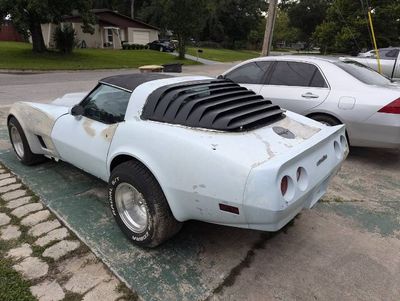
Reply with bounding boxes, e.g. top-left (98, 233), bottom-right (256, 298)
top-left (273, 126), bottom-right (295, 139)
top-left (273, 117), bottom-right (320, 140)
